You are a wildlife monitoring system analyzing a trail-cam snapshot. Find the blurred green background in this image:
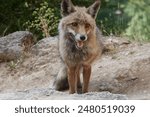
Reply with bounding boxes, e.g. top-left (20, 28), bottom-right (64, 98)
top-left (0, 0), bottom-right (149, 41)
